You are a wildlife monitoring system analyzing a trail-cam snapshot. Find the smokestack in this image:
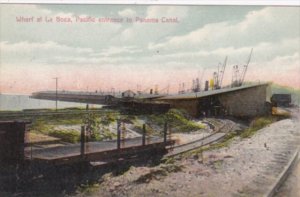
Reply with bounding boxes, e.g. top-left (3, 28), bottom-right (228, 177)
top-left (205, 80), bottom-right (209, 91)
